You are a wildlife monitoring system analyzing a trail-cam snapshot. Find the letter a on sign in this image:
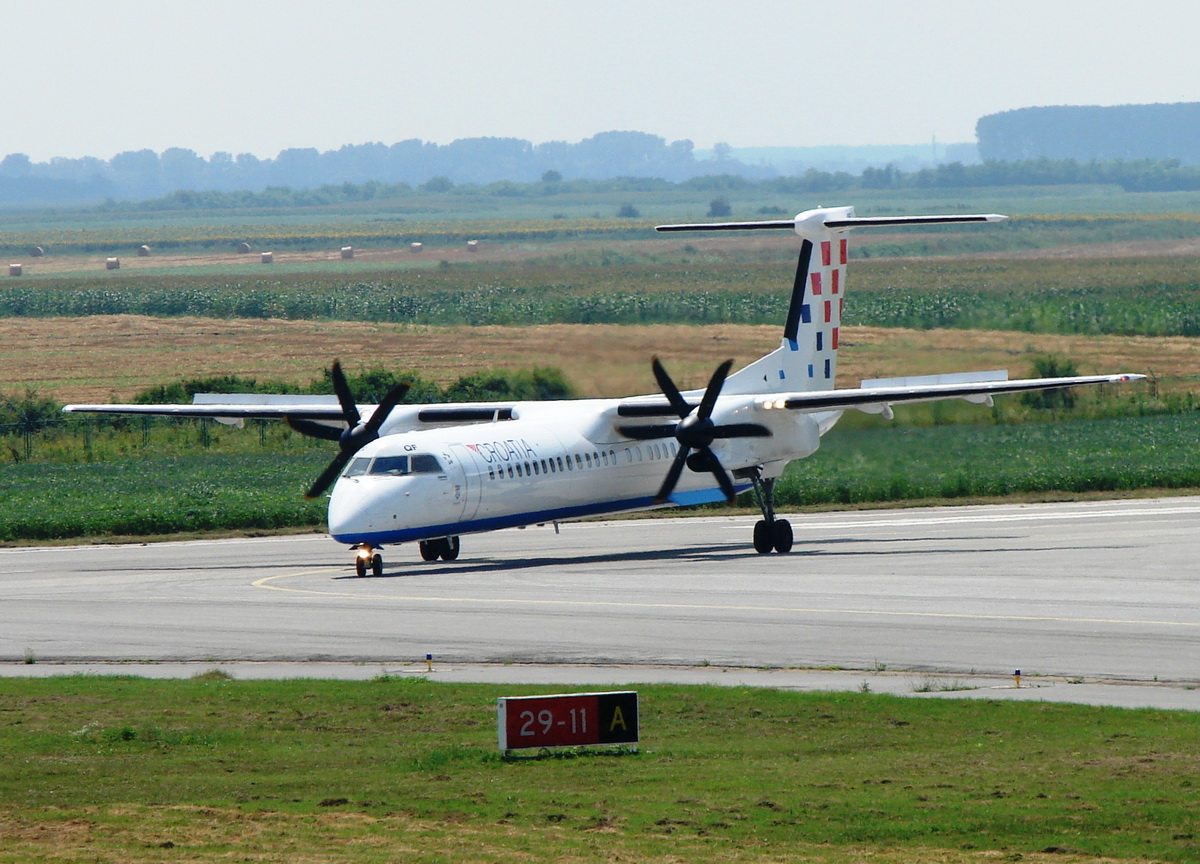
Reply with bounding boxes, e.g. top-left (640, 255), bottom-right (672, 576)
top-left (609, 705), bottom-right (626, 732)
